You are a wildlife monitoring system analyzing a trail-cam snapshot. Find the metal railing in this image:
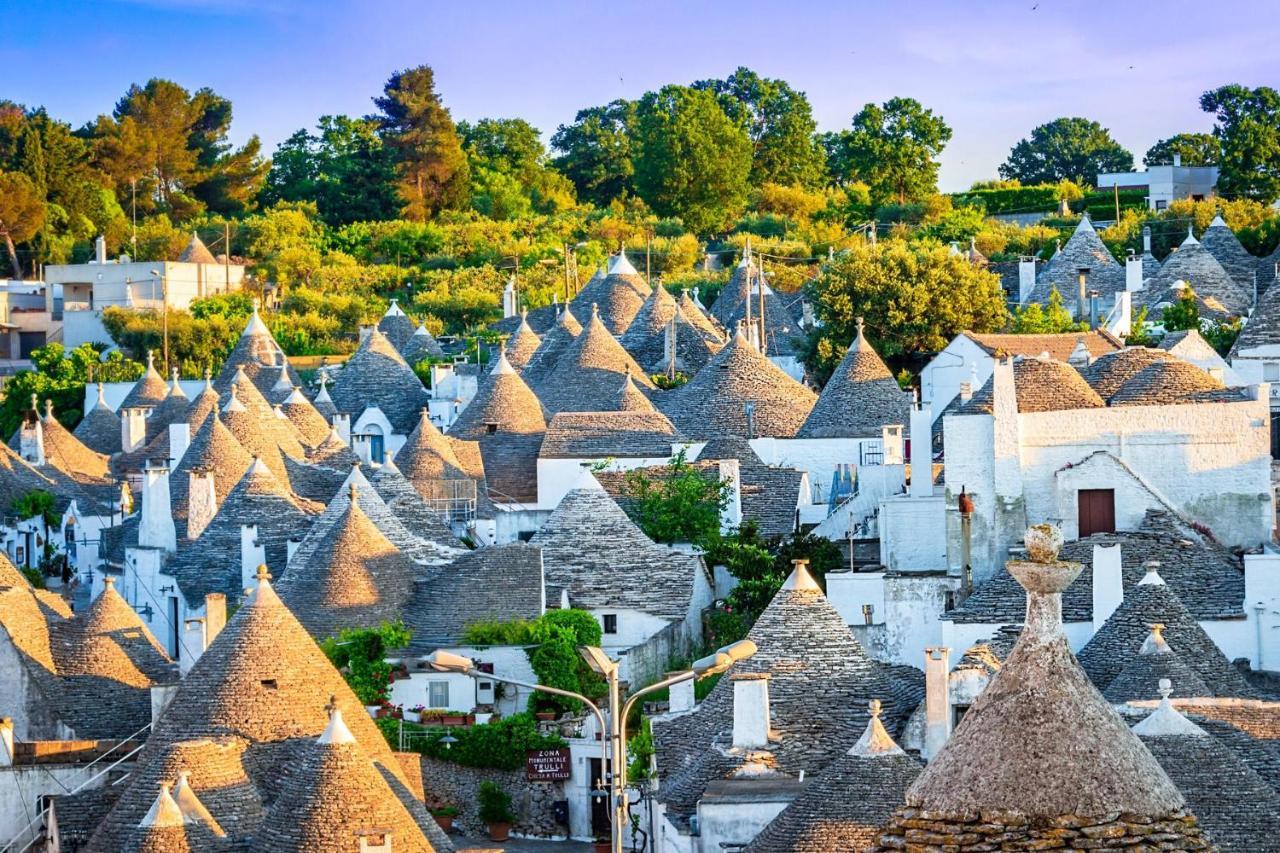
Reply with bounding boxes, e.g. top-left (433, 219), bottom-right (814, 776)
top-left (414, 478), bottom-right (478, 521)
